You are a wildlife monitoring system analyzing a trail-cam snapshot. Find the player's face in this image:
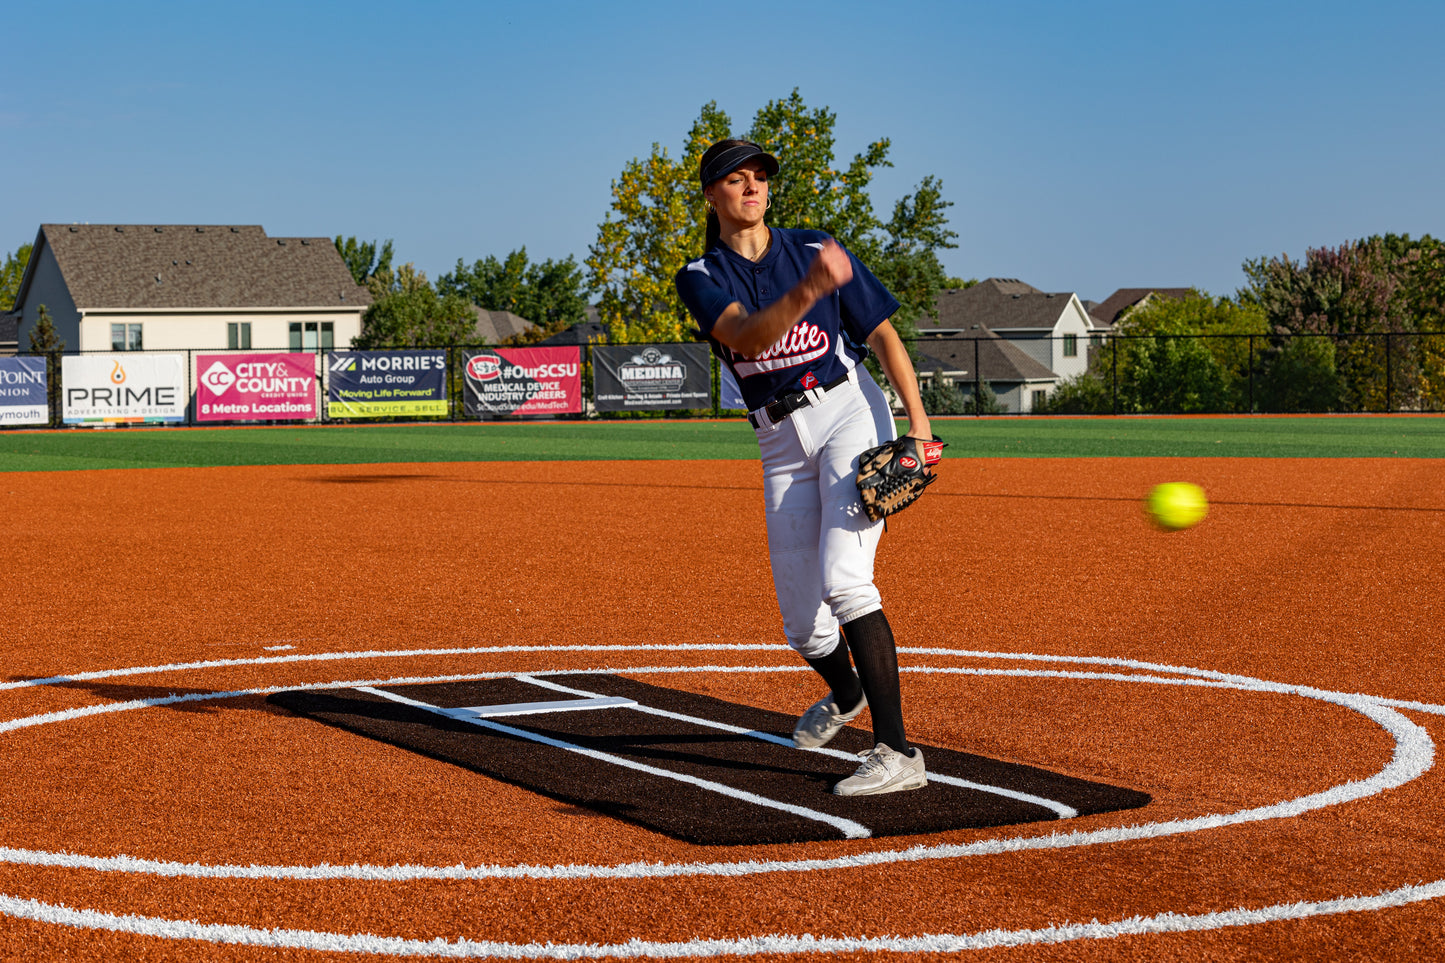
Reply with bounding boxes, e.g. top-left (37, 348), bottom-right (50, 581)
top-left (706, 161), bottom-right (769, 228)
